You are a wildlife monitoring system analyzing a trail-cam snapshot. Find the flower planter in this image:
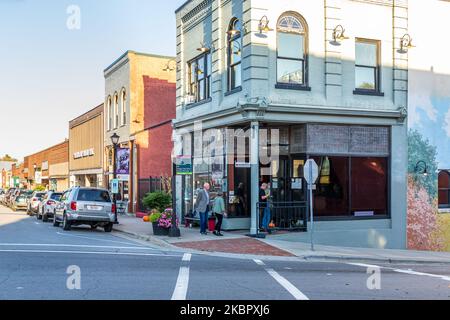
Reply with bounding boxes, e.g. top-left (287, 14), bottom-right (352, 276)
top-left (152, 222), bottom-right (170, 236)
